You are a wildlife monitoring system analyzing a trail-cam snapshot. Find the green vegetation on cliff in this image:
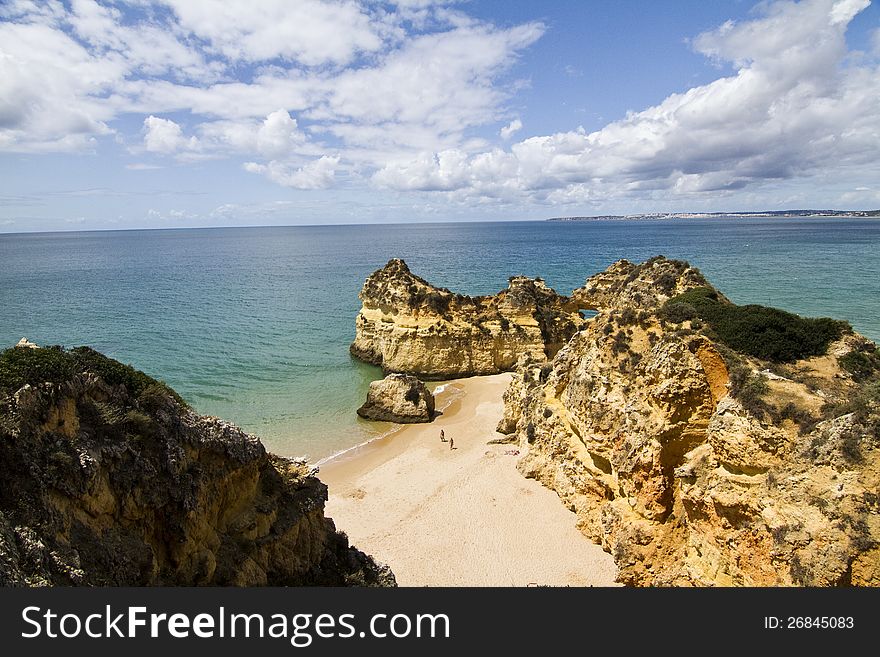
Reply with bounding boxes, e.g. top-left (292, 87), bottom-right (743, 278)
top-left (0, 343), bottom-right (393, 587)
top-left (661, 287), bottom-right (850, 362)
top-left (0, 345), bottom-right (185, 406)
